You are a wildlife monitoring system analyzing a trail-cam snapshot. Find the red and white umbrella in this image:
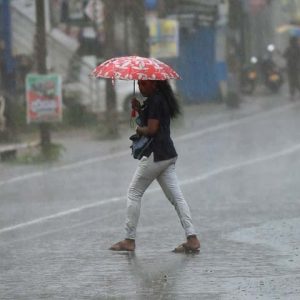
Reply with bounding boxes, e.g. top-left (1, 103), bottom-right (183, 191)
top-left (91, 56), bottom-right (180, 123)
top-left (91, 55), bottom-right (180, 81)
